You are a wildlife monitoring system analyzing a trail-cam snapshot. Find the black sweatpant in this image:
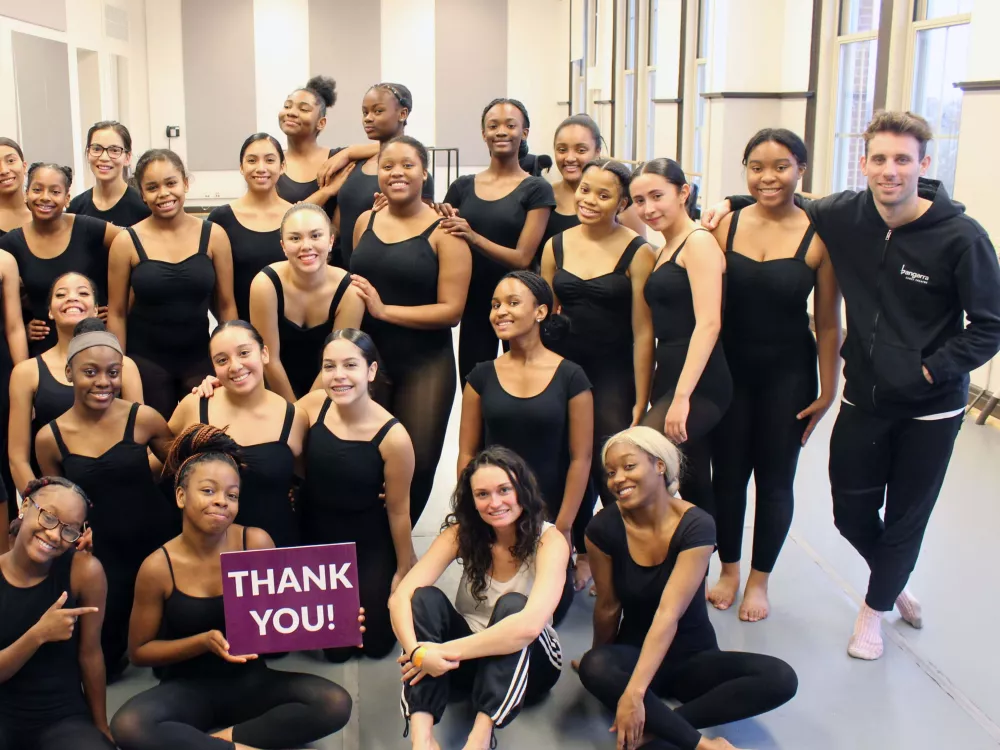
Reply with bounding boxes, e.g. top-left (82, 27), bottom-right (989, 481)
top-left (711, 349), bottom-right (816, 572)
top-left (578, 645), bottom-right (798, 750)
top-left (131, 354), bottom-right (212, 420)
top-left (110, 668), bottom-right (351, 750)
top-left (829, 403), bottom-right (962, 611)
top-left (401, 588), bottom-right (563, 731)
top-left (0, 716), bottom-right (116, 750)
